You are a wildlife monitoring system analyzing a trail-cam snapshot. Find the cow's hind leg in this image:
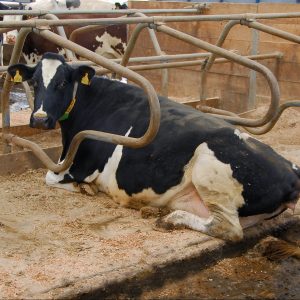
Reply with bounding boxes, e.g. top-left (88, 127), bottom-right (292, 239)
top-left (158, 205), bottom-right (243, 241)
top-left (158, 143), bottom-right (245, 241)
top-left (157, 210), bottom-right (214, 232)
